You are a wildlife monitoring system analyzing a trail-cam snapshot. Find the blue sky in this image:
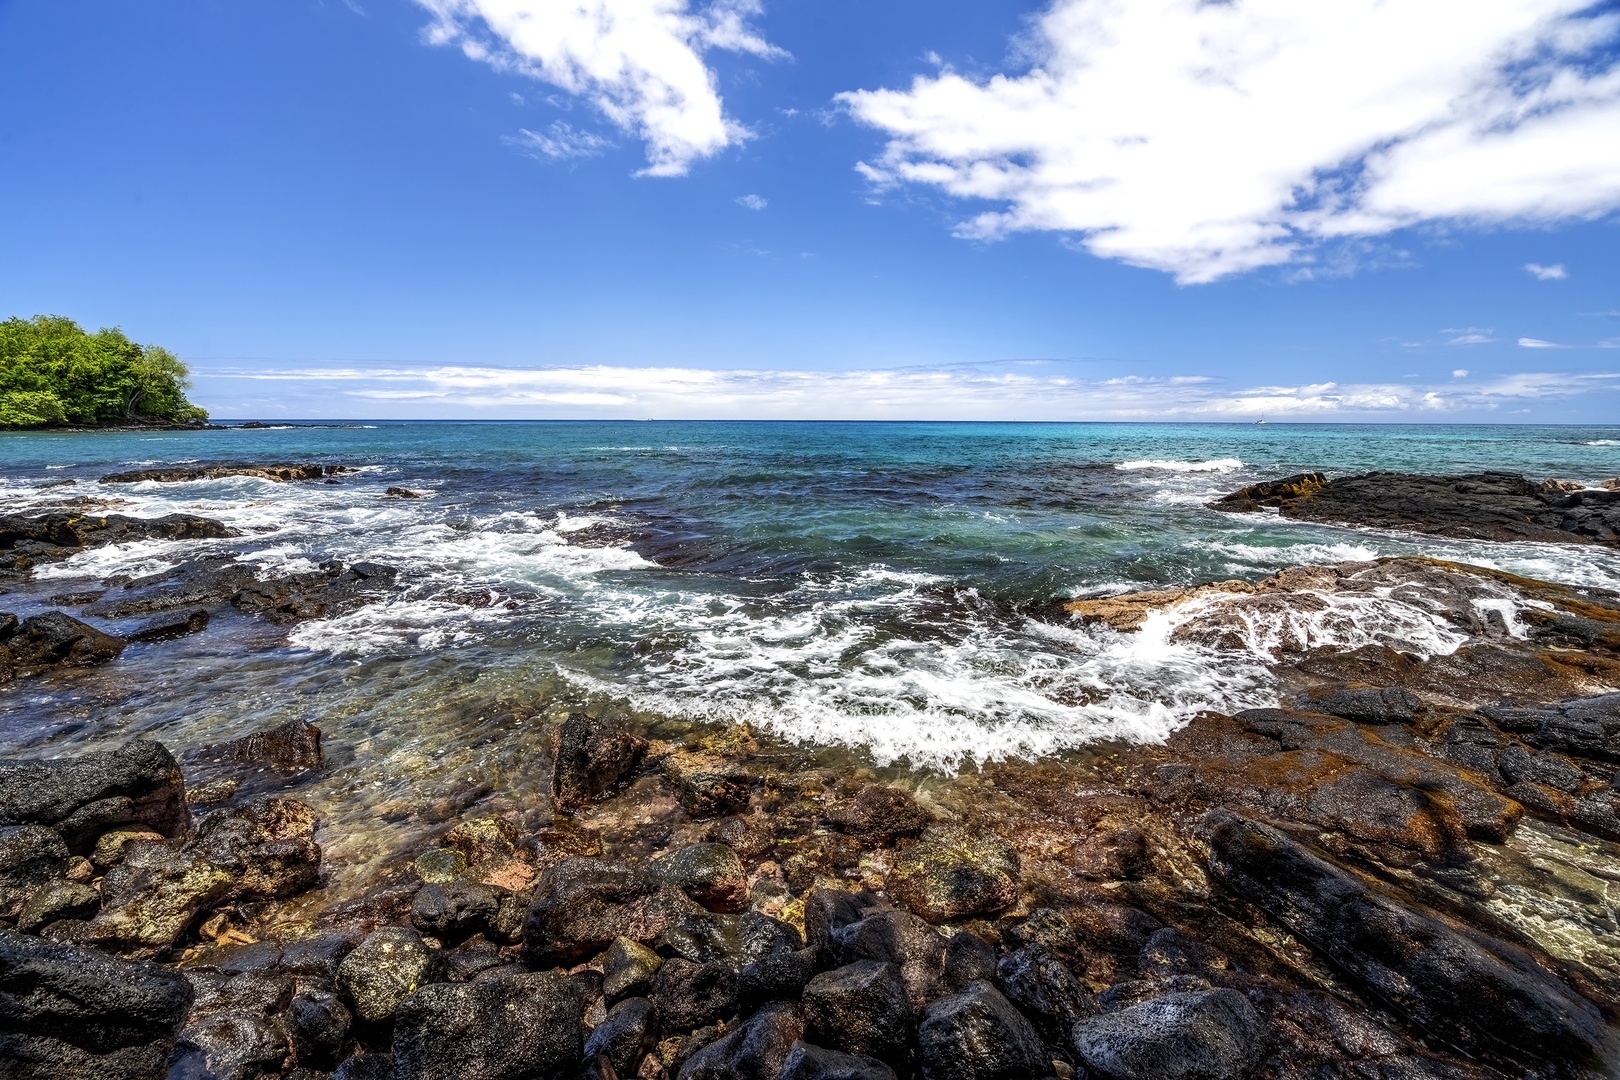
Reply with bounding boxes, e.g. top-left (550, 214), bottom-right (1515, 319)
top-left (1, 0), bottom-right (1618, 421)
